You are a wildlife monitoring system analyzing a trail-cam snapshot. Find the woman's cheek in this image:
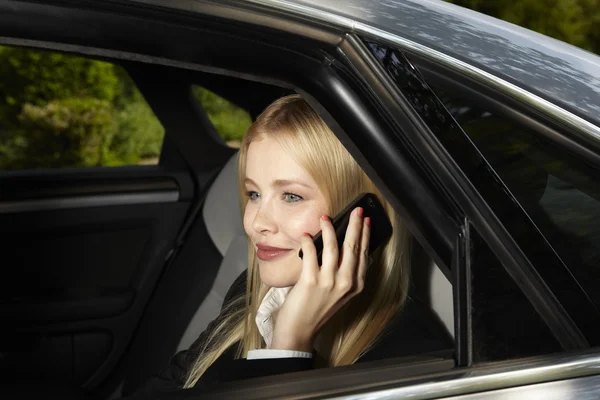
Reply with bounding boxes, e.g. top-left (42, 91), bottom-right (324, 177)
top-left (282, 207), bottom-right (324, 240)
top-left (242, 204), bottom-right (256, 237)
